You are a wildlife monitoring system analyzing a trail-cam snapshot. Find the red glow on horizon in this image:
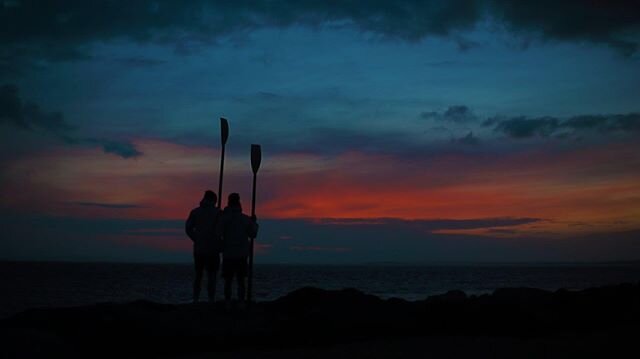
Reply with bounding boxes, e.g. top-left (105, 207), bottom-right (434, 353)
top-left (1, 138), bottom-right (639, 237)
